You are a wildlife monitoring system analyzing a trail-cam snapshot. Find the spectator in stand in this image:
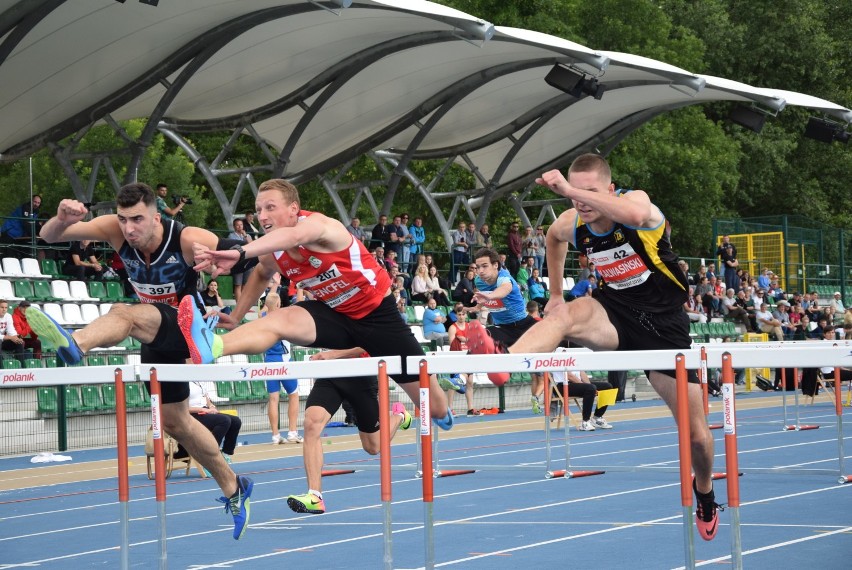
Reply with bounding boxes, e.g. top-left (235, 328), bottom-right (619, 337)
top-left (449, 221), bottom-right (469, 281)
top-left (708, 275), bottom-right (725, 316)
top-left (808, 317), bottom-right (829, 339)
top-left (453, 268), bottom-right (477, 306)
top-left (757, 269), bottom-right (772, 291)
top-left (200, 279), bottom-right (226, 317)
top-left (693, 264), bottom-right (707, 286)
top-left (521, 226), bottom-right (541, 272)
top-left (422, 297), bottom-right (449, 345)
top-left (447, 307), bottom-right (481, 416)
top-left (410, 264), bottom-right (431, 304)
top-left (685, 287), bottom-right (707, 323)
top-left (1, 195), bottom-right (45, 258)
top-left (392, 275), bottom-right (410, 306)
top-left (695, 276), bottom-right (714, 316)
top-left (63, 239), bottom-right (106, 281)
top-left (260, 293), bottom-right (303, 445)
top-left (386, 215), bottom-right (404, 260)
top-left (829, 292), bottom-right (846, 321)
top-left (227, 219), bottom-right (254, 302)
top-left (706, 263), bottom-right (717, 281)
top-left (371, 246), bottom-right (390, 272)
top-left (678, 259), bottom-right (695, 287)
top-left (428, 265), bottom-right (452, 305)
top-left (771, 300), bottom-right (793, 338)
top-left (805, 300), bottom-right (824, 324)
top-left (528, 267), bottom-right (548, 308)
top-left (187, 381), bottom-right (242, 467)
top-left (369, 214), bottom-right (391, 250)
top-left (397, 214), bottom-right (412, 272)
top-left (722, 288), bottom-right (751, 331)
top-left (550, 365), bottom-right (614, 431)
top-left (478, 223), bottom-right (493, 250)
top-left (11, 301), bottom-right (40, 359)
top-left (465, 222), bottom-right (479, 252)
top-left (534, 226), bottom-right (546, 274)
top-left (755, 302), bottom-right (784, 341)
top-left (715, 235), bottom-right (736, 285)
top-left (719, 244), bottom-right (740, 291)
top-left (384, 249), bottom-right (400, 273)
top-left (0, 300), bottom-right (28, 365)
top-left (506, 222), bottom-right (522, 277)
top-left (154, 184), bottom-right (187, 222)
top-left (576, 254), bottom-right (592, 283)
top-left (242, 211), bottom-right (260, 240)
top-left (409, 216), bottom-right (425, 264)
top-left (516, 256), bottom-right (535, 298)
top-left (346, 217), bottom-right (369, 246)
top-left (568, 273), bottom-right (597, 300)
